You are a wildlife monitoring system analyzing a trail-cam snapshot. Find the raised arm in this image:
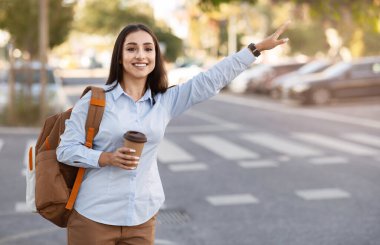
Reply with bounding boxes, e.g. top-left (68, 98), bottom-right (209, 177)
top-left (161, 21), bottom-right (291, 119)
